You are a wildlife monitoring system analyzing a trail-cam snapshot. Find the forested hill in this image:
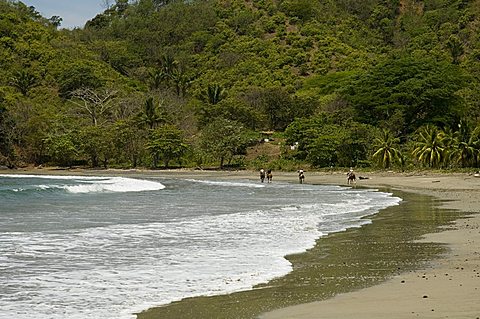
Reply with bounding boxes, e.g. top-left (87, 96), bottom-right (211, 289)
top-left (1, 0), bottom-right (480, 170)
